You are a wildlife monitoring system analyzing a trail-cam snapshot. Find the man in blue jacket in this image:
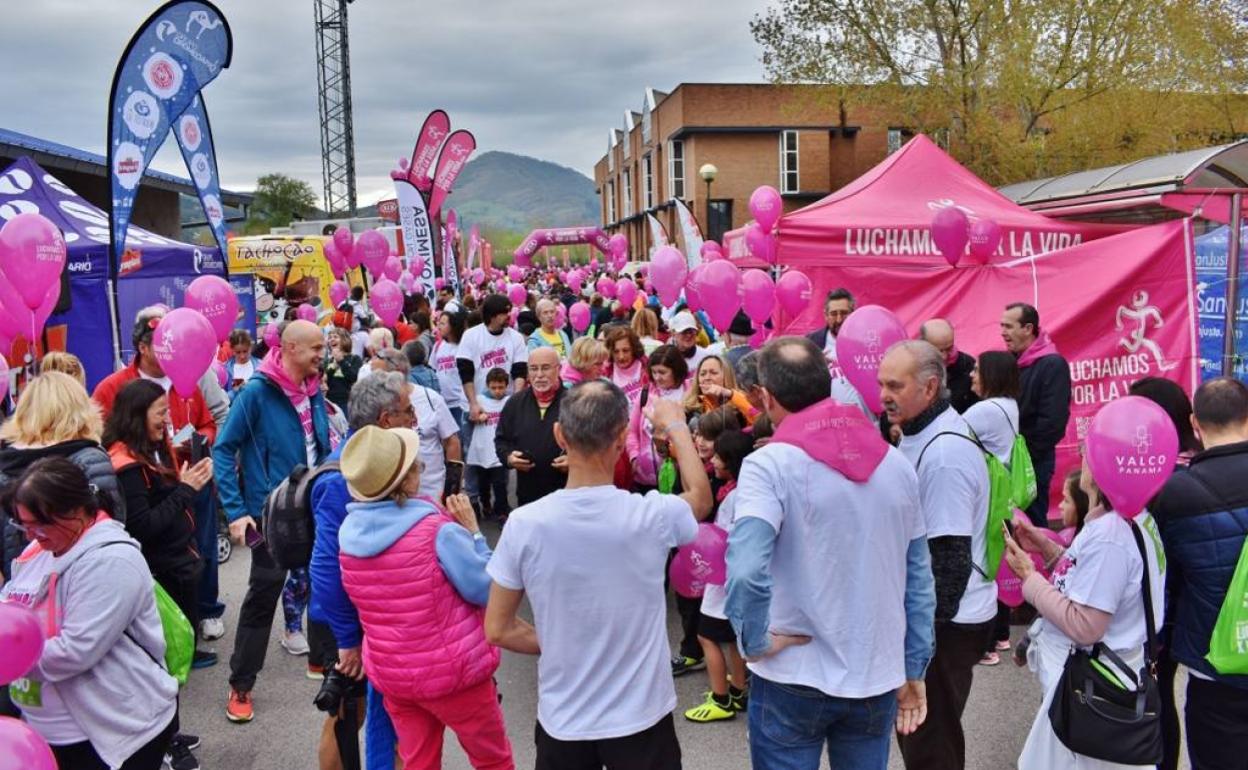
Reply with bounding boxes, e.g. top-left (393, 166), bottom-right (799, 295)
top-left (308, 371), bottom-right (415, 769)
top-left (213, 320), bottom-right (331, 724)
top-left (1152, 376), bottom-right (1248, 770)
